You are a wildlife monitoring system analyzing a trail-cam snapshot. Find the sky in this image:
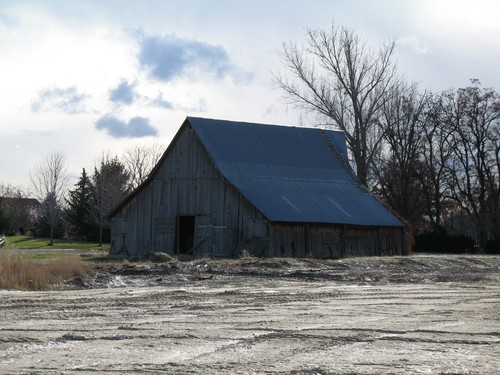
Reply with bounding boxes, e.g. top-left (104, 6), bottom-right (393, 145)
top-left (1, 0), bottom-right (499, 190)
